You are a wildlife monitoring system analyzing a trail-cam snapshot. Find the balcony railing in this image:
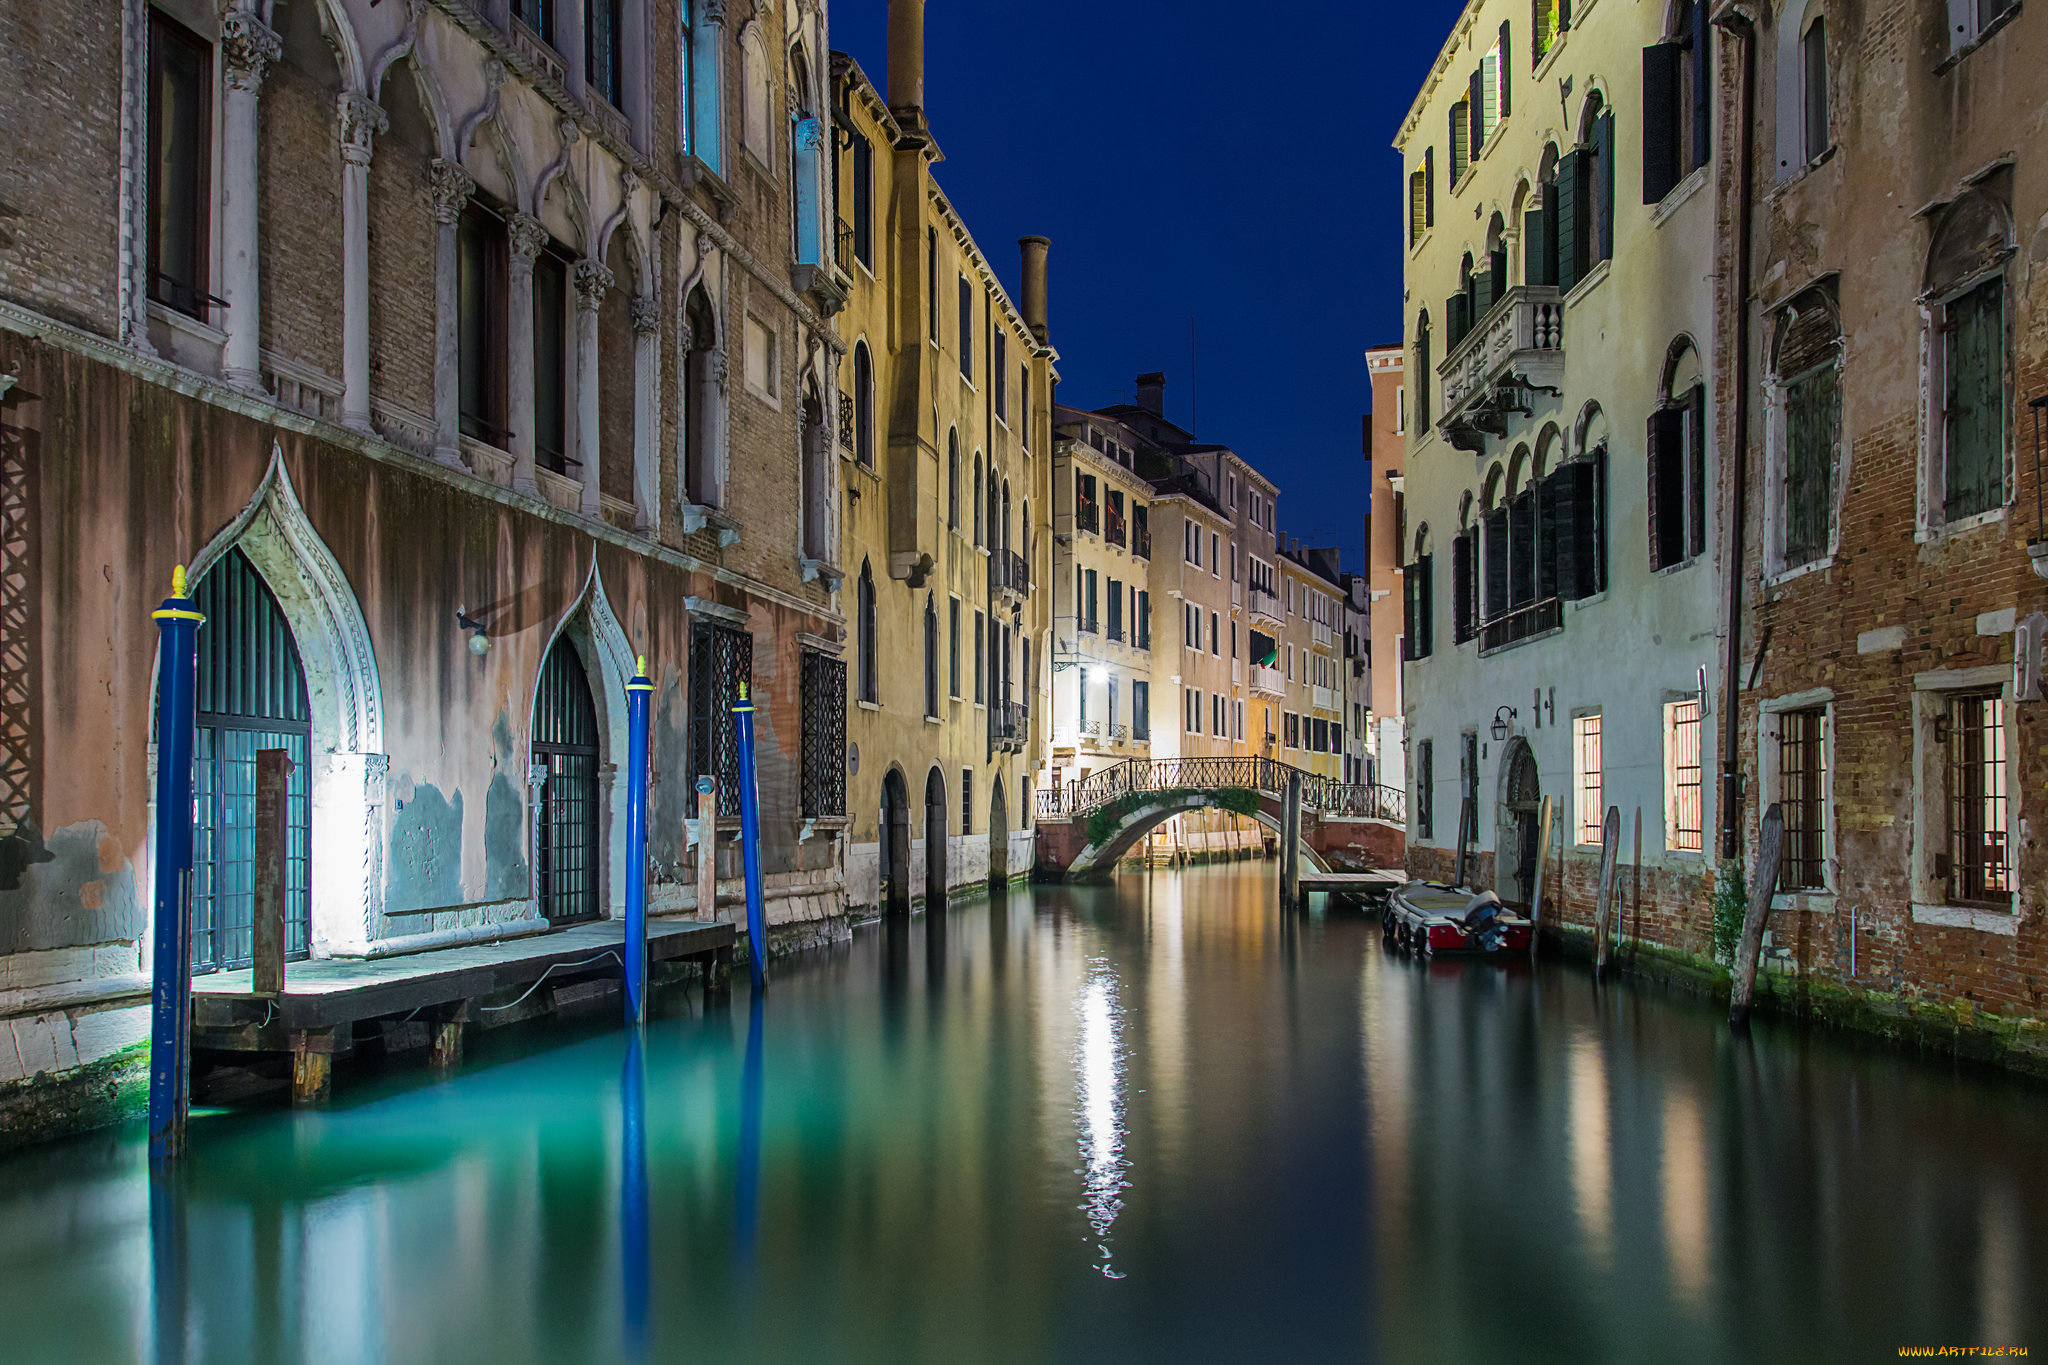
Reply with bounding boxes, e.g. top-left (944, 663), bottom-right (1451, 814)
top-left (1231, 659), bottom-right (1244, 686)
top-left (1438, 285), bottom-right (1565, 430)
top-left (989, 699), bottom-right (1029, 752)
top-left (1106, 508), bottom-right (1127, 547)
top-left (1079, 616), bottom-right (1099, 636)
top-left (1105, 623), bottom-right (1127, 644)
top-left (1007, 549), bottom-right (1028, 596)
top-left (1312, 620), bottom-right (1336, 649)
top-left (1249, 664), bottom-right (1284, 696)
top-left (1109, 724), bottom-right (1130, 746)
top-left (1132, 525), bottom-right (1152, 559)
top-left (1248, 587), bottom-right (1283, 625)
top-left (835, 219), bottom-right (854, 270)
top-left (1478, 597), bottom-right (1564, 655)
top-left (1077, 501), bottom-right (1100, 535)
top-left (1033, 756), bottom-right (1408, 825)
